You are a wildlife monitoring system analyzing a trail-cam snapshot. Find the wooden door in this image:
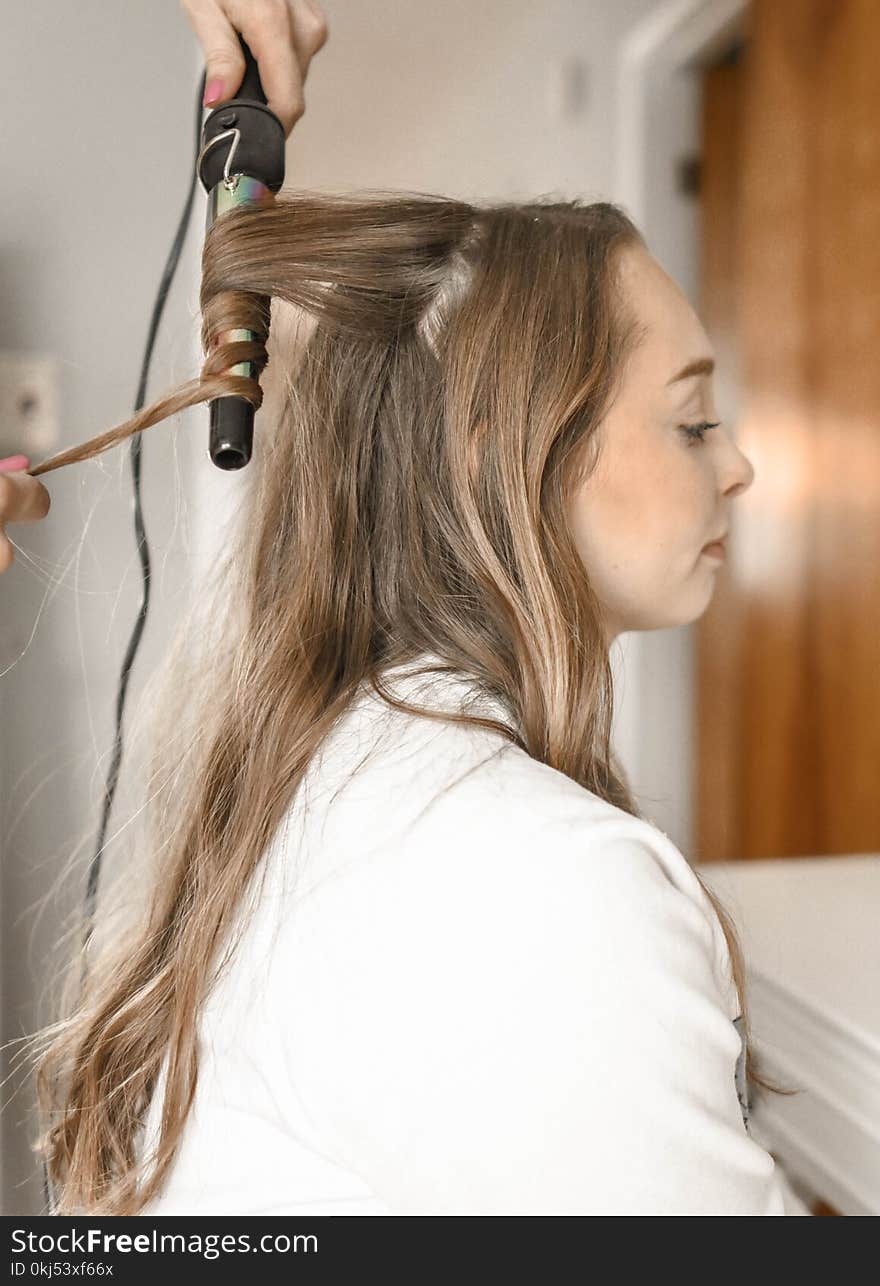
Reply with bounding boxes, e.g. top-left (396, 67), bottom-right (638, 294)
top-left (695, 0), bottom-right (880, 863)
